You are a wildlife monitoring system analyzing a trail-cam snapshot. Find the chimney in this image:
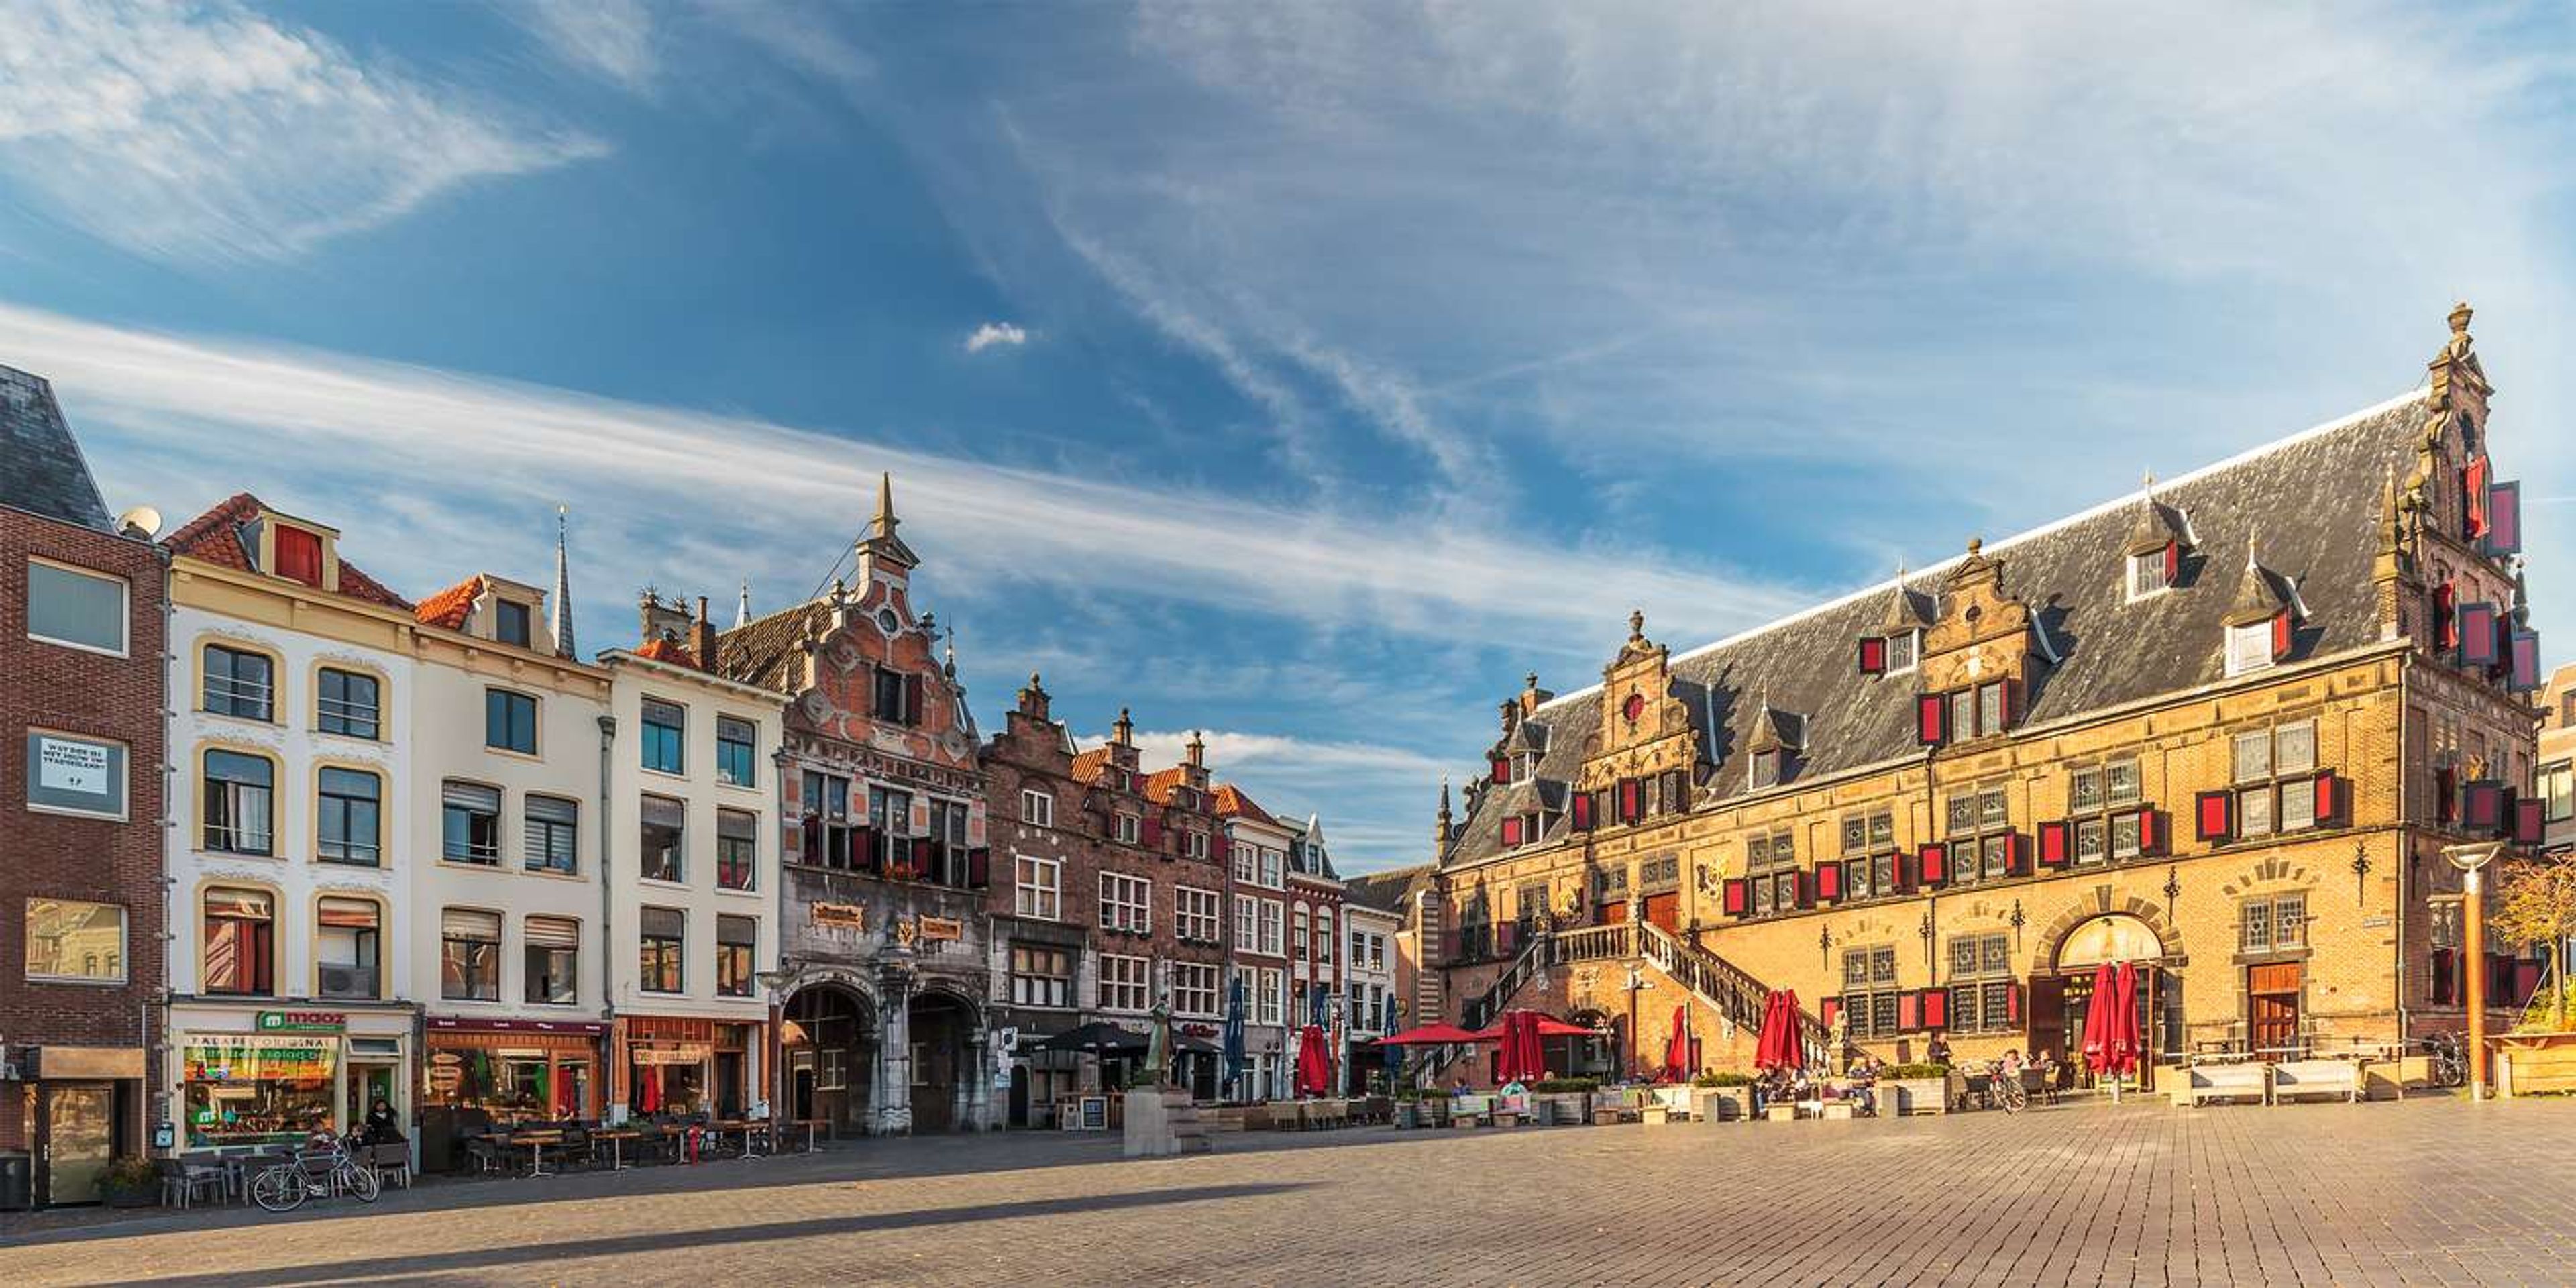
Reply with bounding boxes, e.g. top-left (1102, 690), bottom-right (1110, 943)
top-left (1518, 671), bottom-right (1553, 716)
top-left (690, 596), bottom-right (717, 672)
top-left (1016, 672), bottom-right (1051, 722)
